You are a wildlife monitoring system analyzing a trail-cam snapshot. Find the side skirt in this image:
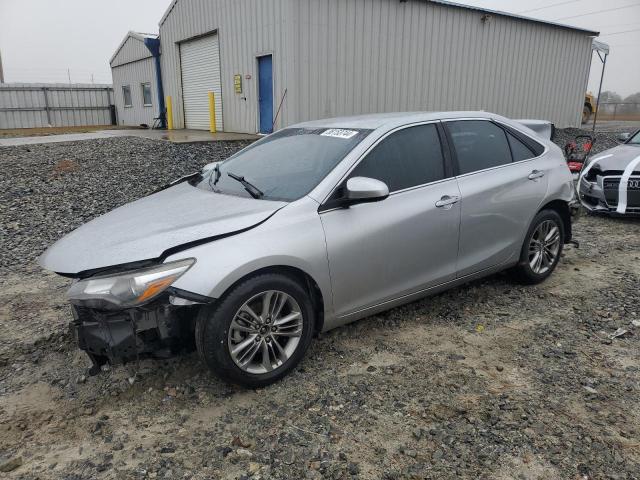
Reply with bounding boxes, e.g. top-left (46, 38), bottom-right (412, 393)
top-left (322, 261), bottom-right (517, 331)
